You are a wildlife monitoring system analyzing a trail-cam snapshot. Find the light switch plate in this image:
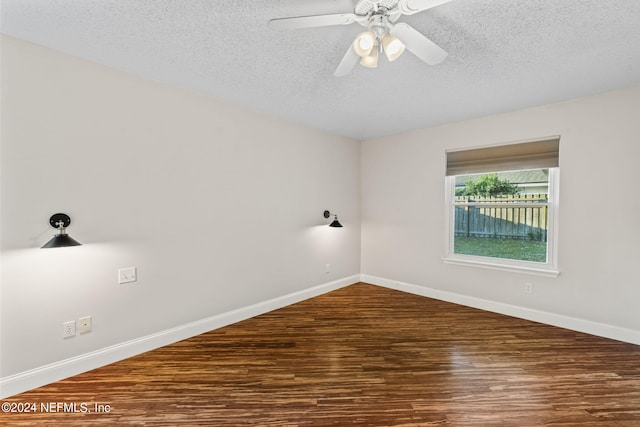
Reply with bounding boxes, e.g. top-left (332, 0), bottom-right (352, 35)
top-left (118, 267), bottom-right (137, 284)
